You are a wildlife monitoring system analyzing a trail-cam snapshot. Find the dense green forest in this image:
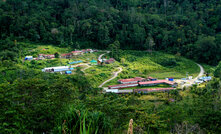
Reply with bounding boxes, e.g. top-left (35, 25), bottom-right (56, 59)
top-left (1, 0), bottom-right (221, 133)
top-left (0, 0), bottom-right (221, 65)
